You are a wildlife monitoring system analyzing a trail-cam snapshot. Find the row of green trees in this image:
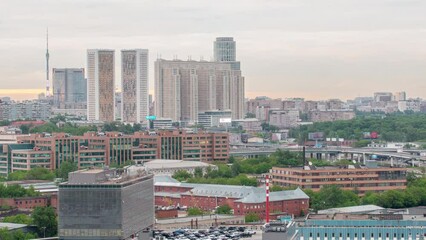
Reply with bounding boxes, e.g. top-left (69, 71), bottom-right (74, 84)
top-left (172, 165), bottom-right (258, 187)
top-left (0, 228), bottom-right (36, 240)
top-left (0, 184), bottom-right (40, 198)
top-left (290, 113), bottom-right (426, 143)
top-left (304, 176), bottom-right (426, 211)
top-left (1, 206), bottom-right (57, 238)
top-left (2, 161), bottom-right (78, 182)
